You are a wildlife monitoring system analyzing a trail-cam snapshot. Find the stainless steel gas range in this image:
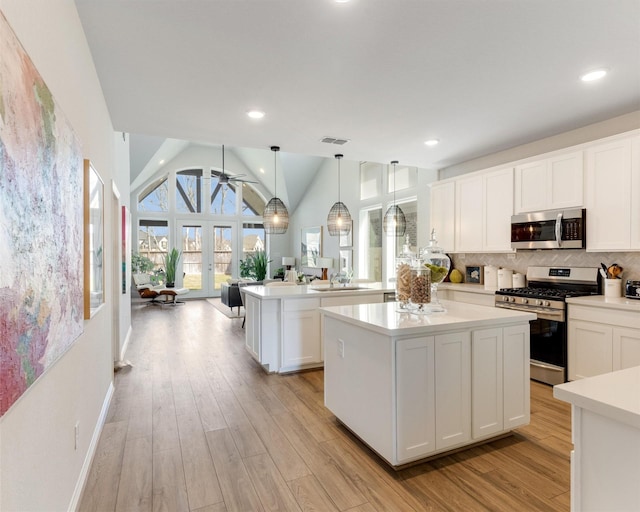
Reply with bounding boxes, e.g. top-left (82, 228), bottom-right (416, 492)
top-left (494, 266), bottom-right (600, 385)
